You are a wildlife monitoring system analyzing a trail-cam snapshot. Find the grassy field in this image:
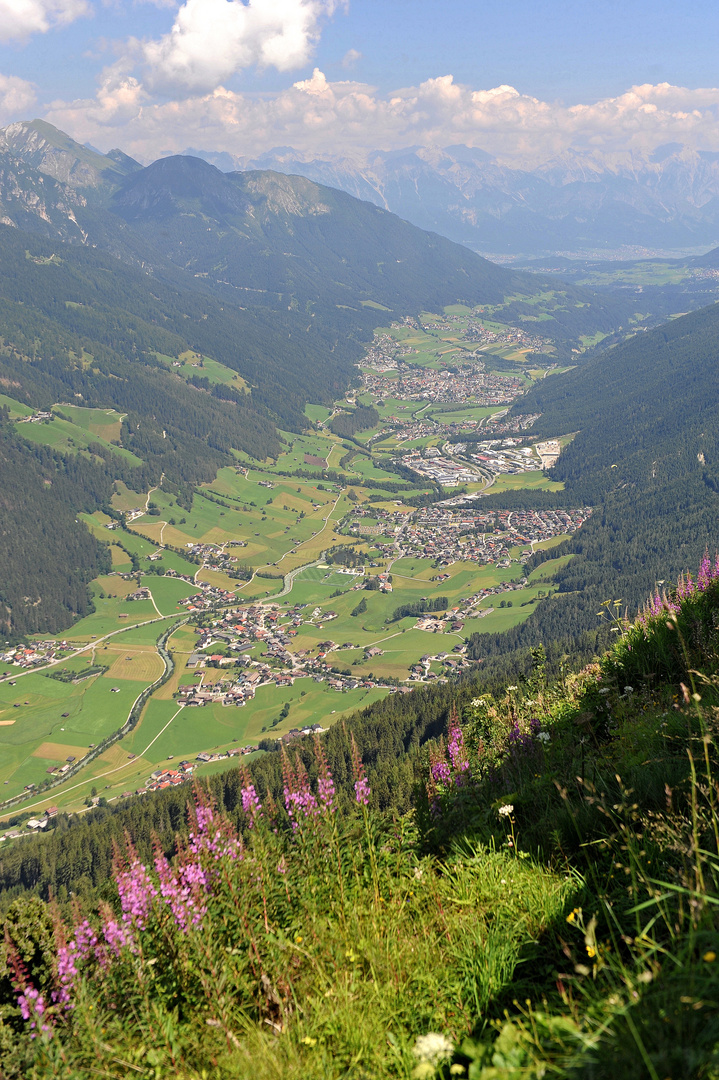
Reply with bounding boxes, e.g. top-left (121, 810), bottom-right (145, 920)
top-left (0, 662), bottom-right (151, 800)
top-left (489, 472), bottom-right (565, 493)
top-left (4, 677), bottom-right (390, 817)
top-left (153, 351), bottom-right (248, 391)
